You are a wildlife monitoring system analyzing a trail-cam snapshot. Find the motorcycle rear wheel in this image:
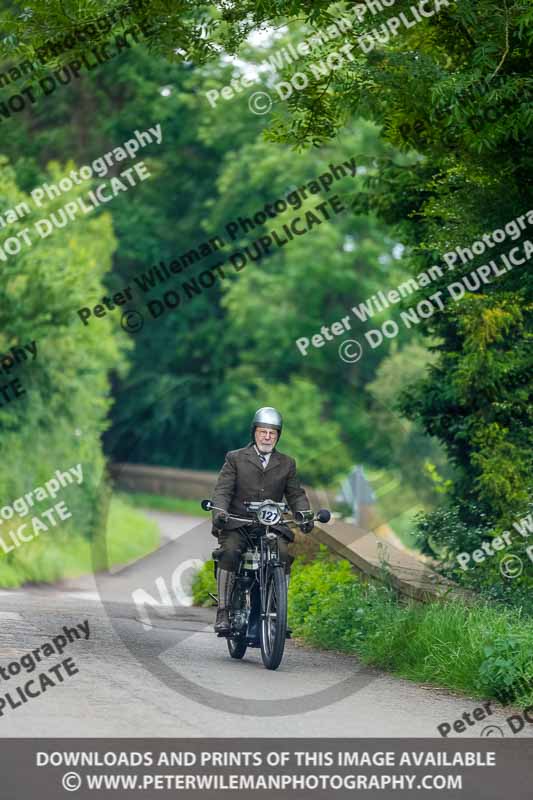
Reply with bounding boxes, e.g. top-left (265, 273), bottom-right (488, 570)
top-left (260, 565), bottom-right (287, 670)
top-left (227, 581), bottom-right (248, 659)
